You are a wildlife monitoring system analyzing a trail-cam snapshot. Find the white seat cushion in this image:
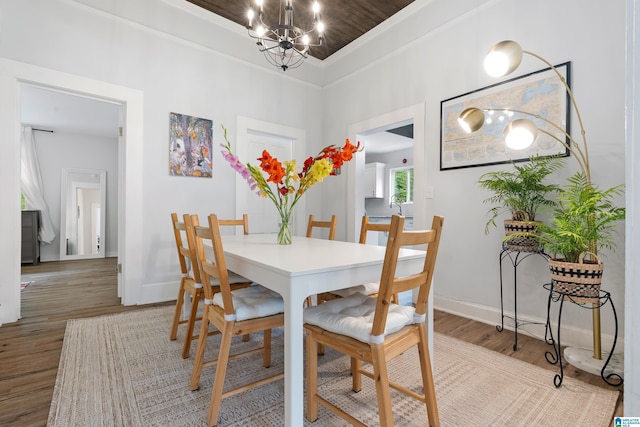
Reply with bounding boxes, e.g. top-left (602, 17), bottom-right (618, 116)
top-left (213, 285), bottom-right (284, 321)
top-left (304, 293), bottom-right (415, 344)
top-left (331, 282), bottom-right (380, 298)
top-left (189, 268), bottom-right (250, 287)
top-left (226, 271), bottom-right (252, 285)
